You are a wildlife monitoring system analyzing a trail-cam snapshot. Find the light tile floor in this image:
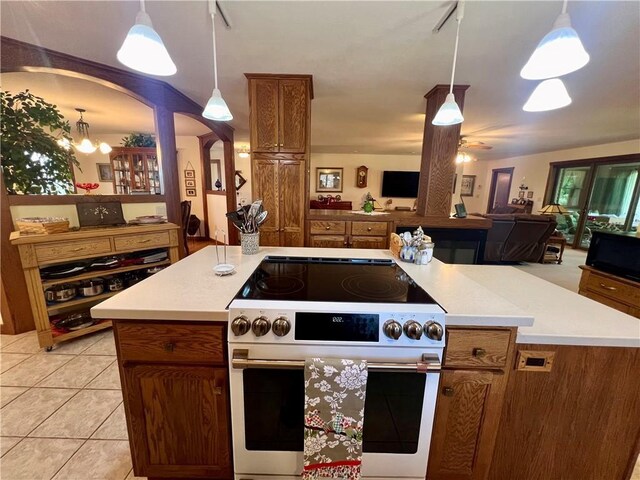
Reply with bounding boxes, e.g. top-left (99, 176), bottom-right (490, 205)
top-left (0, 329), bottom-right (146, 480)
